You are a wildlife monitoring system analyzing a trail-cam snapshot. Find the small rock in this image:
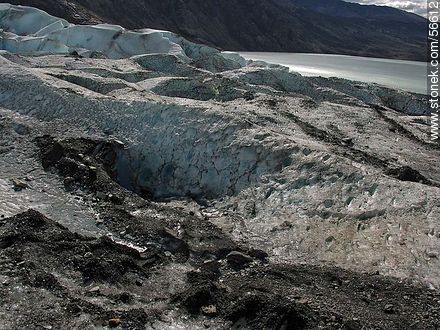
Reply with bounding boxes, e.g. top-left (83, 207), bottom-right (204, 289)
top-left (341, 137), bottom-right (353, 146)
top-left (12, 179), bottom-right (29, 191)
top-left (201, 305), bottom-right (217, 316)
top-left (108, 194), bottom-right (123, 204)
top-left (108, 318), bottom-right (122, 327)
top-left (112, 139), bottom-right (125, 148)
top-left (96, 191), bottom-right (106, 200)
top-left (164, 227), bottom-right (179, 237)
top-left (162, 228), bottom-right (189, 257)
top-left (88, 286), bottom-right (100, 293)
top-left (84, 252), bottom-right (93, 258)
top-left (83, 156), bottom-right (92, 165)
top-left (63, 177), bottom-right (75, 185)
top-left (248, 248), bottom-right (269, 261)
top-left (384, 304), bottom-right (395, 314)
top-left (226, 251), bottom-right (253, 266)
top-left (118, 292), bottom-right (131, 303)
top-left (325, 236), bottom-right (336, 243)
top-left (295, 297), bottom-right (309, 304)
top-left (325, 236), bottom-right (336, 249)
top-left (280, 220), bottom-right (293, 229)
top-left (302, 148), bottom-right (312, 156)
top-left (200, 260), bottom-right (222, 275)
top-left (426, 251), bottom-right (439, 259)
top-left (12, 123), bottom-right (29, 135)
